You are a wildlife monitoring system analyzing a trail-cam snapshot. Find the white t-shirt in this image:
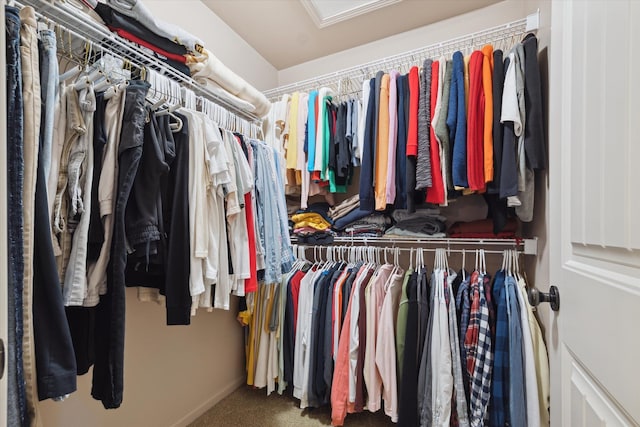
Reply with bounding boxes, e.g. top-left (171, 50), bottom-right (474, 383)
top-left (183, 110), bottom-right (208, 314)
